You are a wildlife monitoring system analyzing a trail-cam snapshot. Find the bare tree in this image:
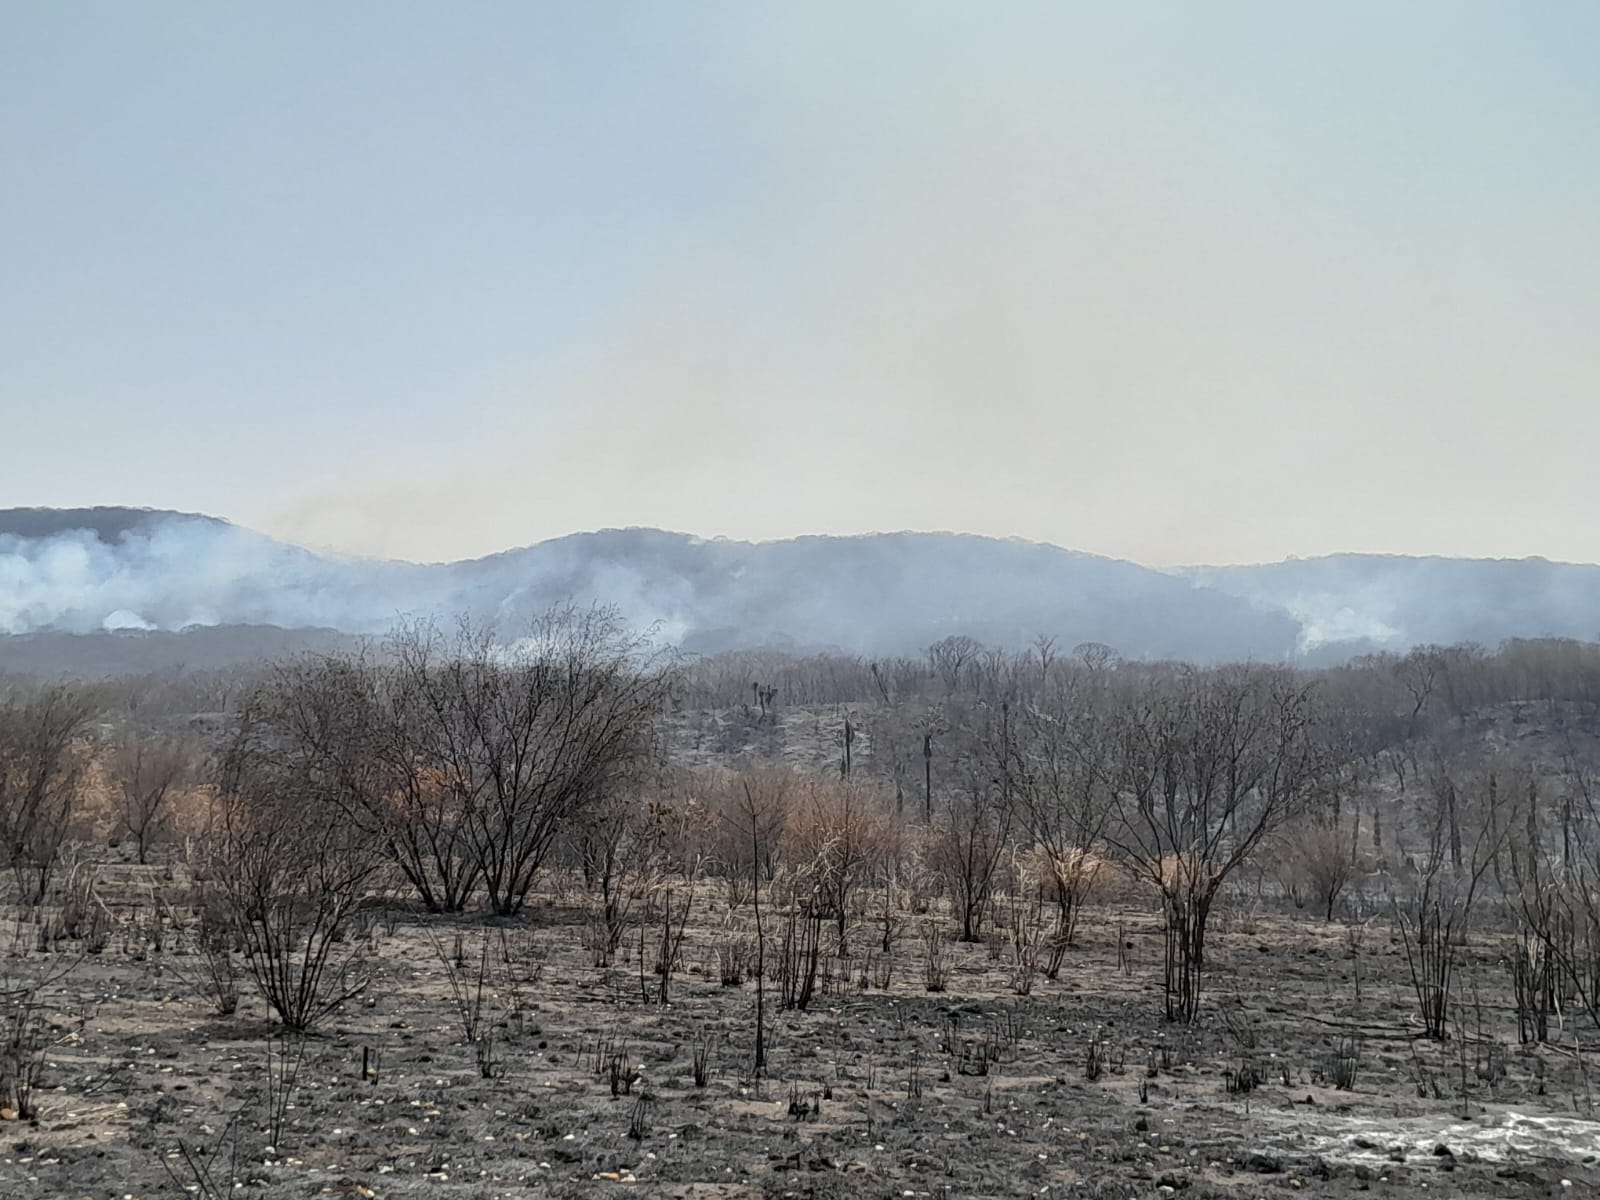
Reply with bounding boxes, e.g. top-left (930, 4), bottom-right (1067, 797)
top-left (1072, 642), bottom-right (1120, 674)
top-left (995, 679), bottom-right (1111, 973)
top-left (573, 789), bottom-right (670, 965)
top-left (1393, 647), bottom-right (1443, 737)
top-left (110, 733), bottom-right (192, 864)
top-left (239, 651), bottom-right (461, 910)
top-left (1029, 635), bottom-right (1059, 699)
top-left (212, 703), bottom-right (389, 1032)
top-left (928, 768), bottom-right (1013, 943)
top-left (1393, 759), bottom-right (1504, 1039)
top-left (393, 609), bottom-right (671, 915)
top-left (0, 684), bottom-right (98, 903)
top-left (927, 636), bottom-right (983, 694)
top-left (377, 632), bottom-right (487, 912)
top-left (1101, 666), bottom-right (1334, 1022)
top-left (1510, 743), bottom-right (1600, 1036)
top-left (717, 769), bottom-right (792, 1076)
